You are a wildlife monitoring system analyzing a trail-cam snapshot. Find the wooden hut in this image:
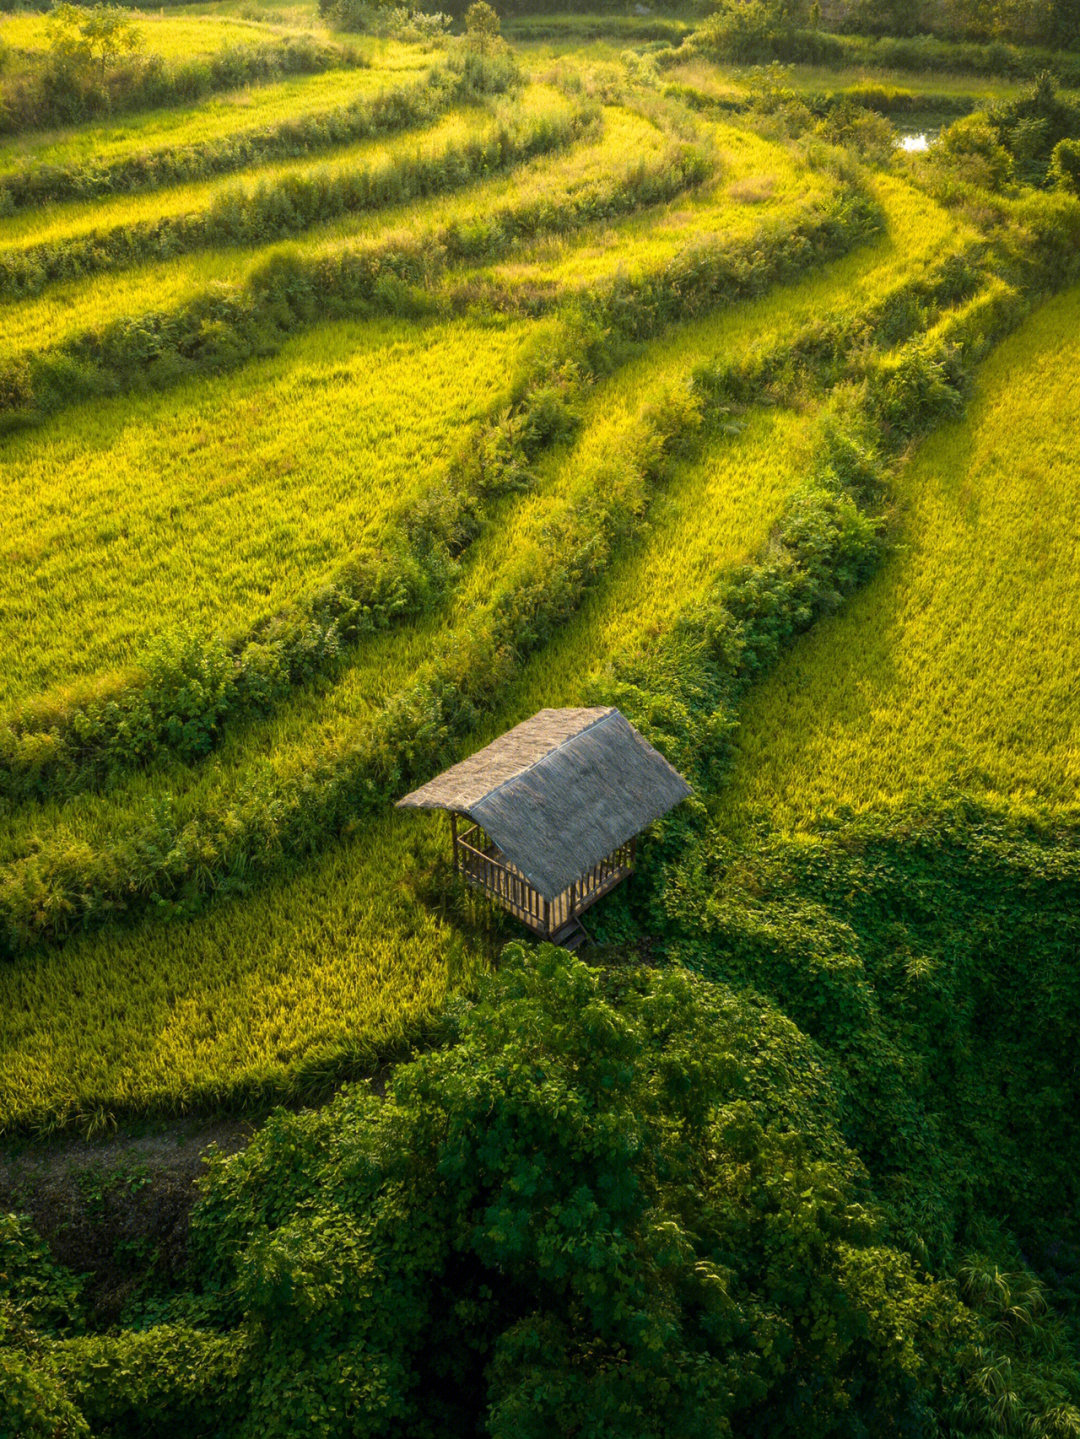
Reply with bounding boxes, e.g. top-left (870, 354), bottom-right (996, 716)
top-left (396, 707), bottom-right (691, 950)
